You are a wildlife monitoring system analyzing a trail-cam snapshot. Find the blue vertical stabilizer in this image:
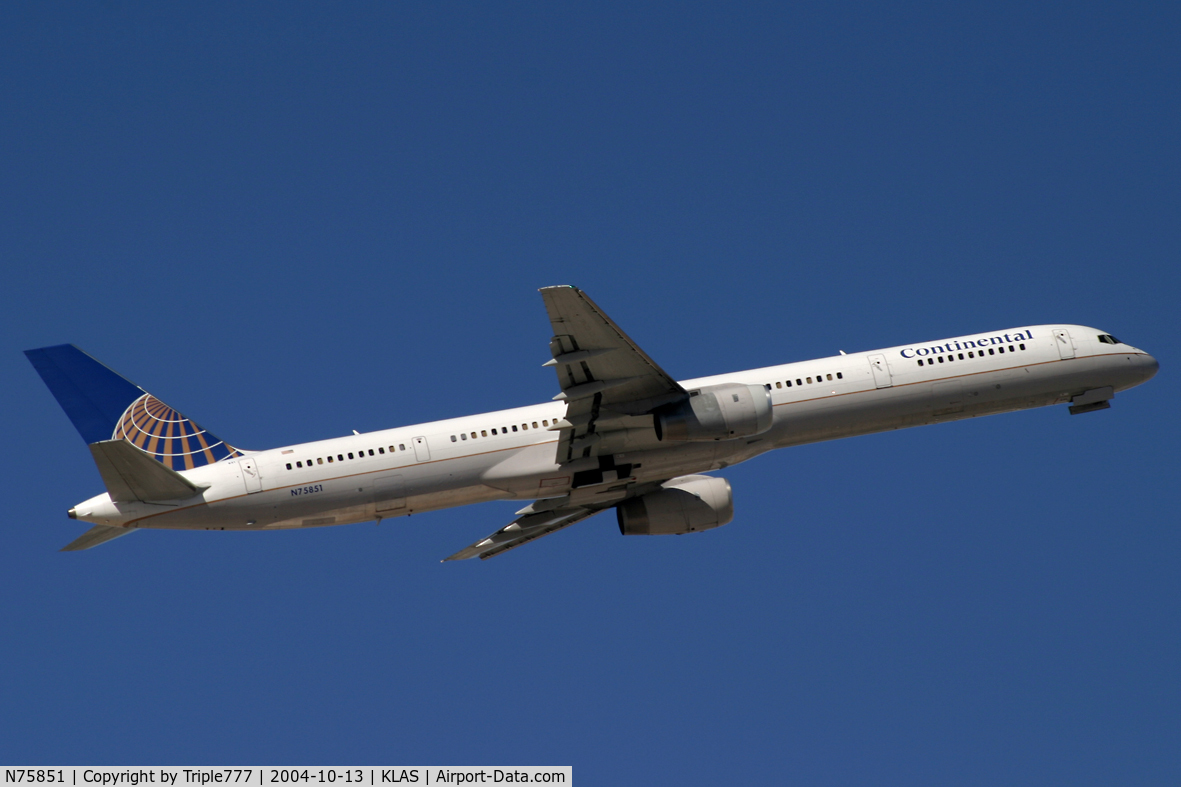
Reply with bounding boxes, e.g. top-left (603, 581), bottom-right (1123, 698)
top-left (25, 345), bottom-right (239, 470)
top-left (24, 345), bottom-right (145, 444)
